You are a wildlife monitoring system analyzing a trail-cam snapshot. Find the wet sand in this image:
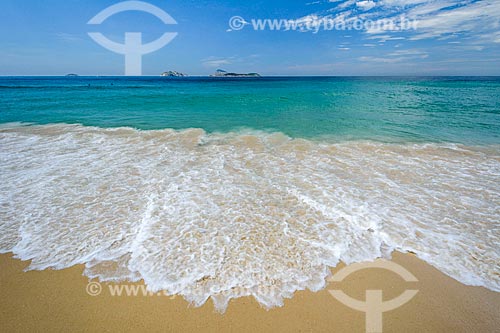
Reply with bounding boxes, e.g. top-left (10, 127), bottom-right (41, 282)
top-left (0, 252), bottom-right (498, 332)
